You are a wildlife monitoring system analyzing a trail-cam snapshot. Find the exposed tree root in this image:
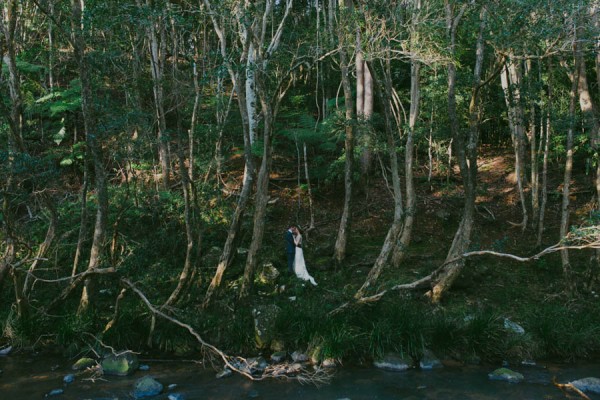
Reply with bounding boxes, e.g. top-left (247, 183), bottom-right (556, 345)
top-left (122, 278), bottom-right (332, 384)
